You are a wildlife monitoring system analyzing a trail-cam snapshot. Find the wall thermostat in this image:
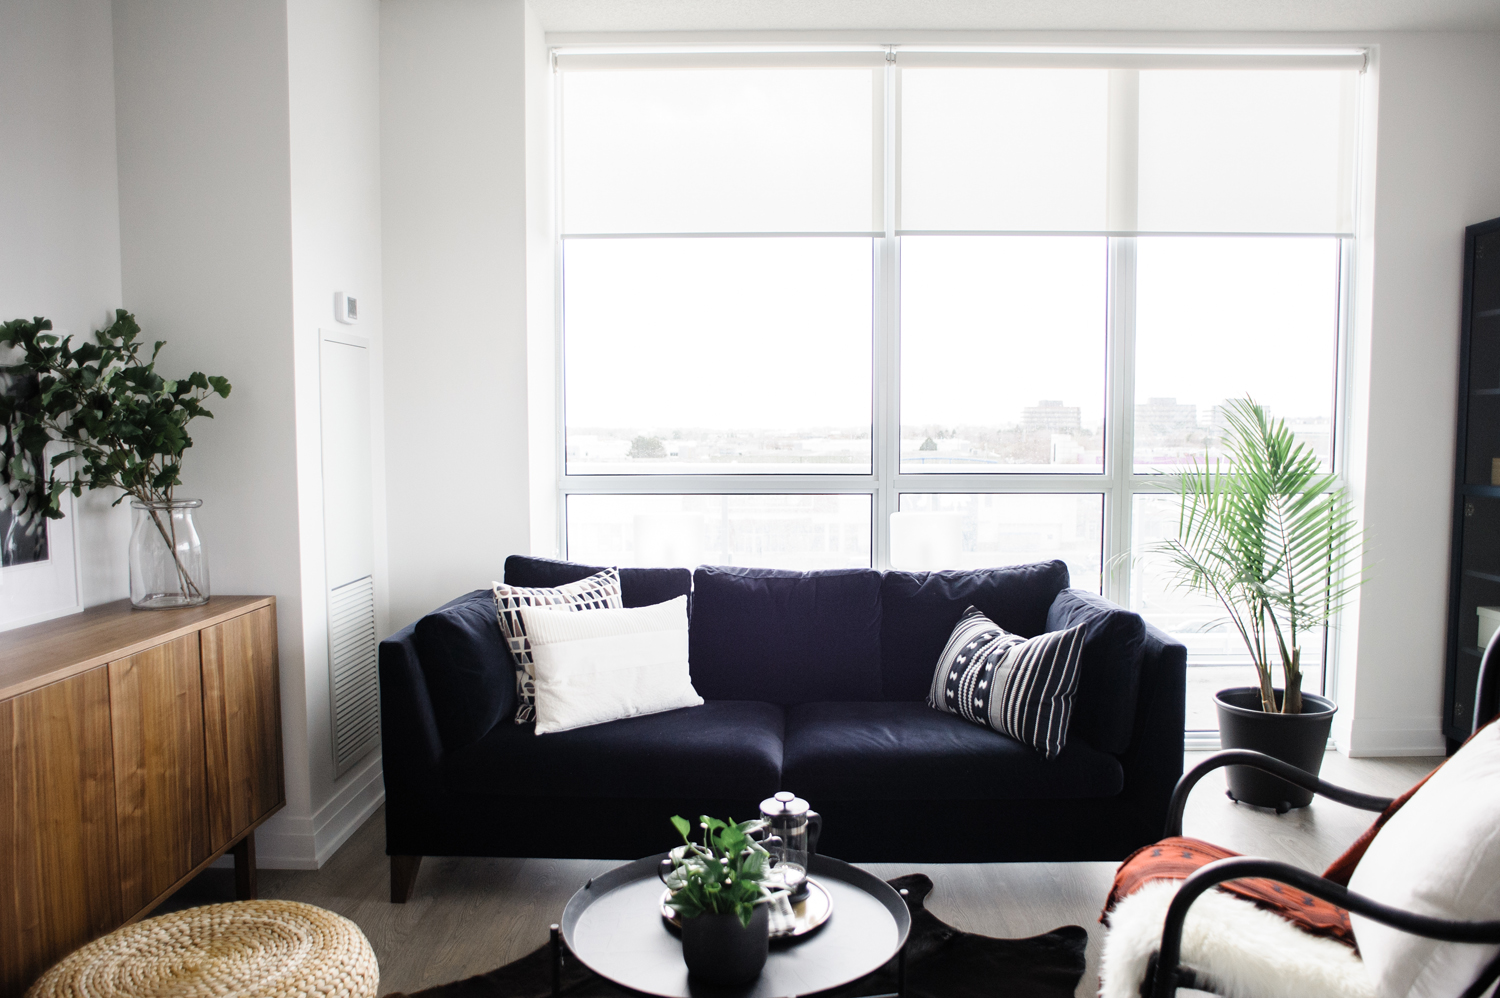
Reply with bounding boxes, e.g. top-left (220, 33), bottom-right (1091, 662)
top-left (334, 291), bottom-right (359, 324)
